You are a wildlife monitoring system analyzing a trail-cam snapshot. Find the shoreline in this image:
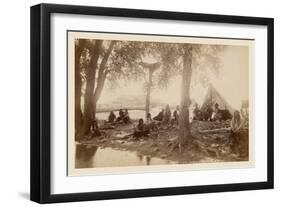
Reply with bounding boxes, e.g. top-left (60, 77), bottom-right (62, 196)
top-left (76, 120), bottom-right (249, 165)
